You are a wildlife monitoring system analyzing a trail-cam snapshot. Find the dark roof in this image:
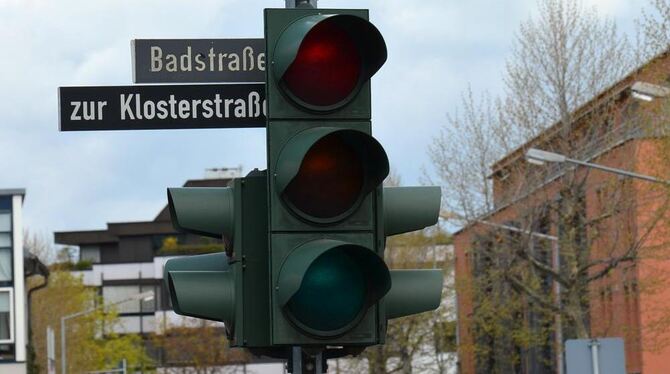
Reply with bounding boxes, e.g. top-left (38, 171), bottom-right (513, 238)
top-left (55, 229), bottom-right (116, 245)
top-left (55, 178), bottom-right (233, 246)
top-left (0, 189), bottom-right (25, 197)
